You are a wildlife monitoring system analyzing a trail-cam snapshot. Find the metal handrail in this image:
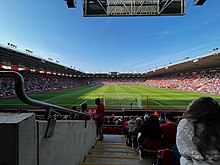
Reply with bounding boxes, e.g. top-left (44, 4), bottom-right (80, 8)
top-left (0, 71), bottom-right (92, 117)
